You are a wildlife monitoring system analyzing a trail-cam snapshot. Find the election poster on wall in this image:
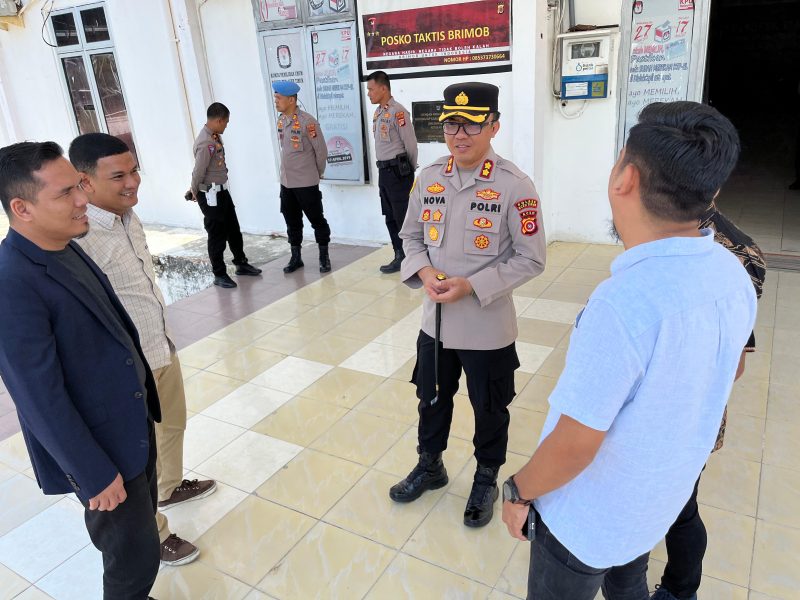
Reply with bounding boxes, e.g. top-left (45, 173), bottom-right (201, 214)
top-left (306, 0), bottom-right (353, 20)
top-left (357, 0), bottom-right (512, 76)
top-left (623, 0), bottom-right (695, 139)
top-left (311, 23), bottom-right (364, 182)
top-left (262, 28), bottom-right (315, 118)
top-left (258, 0), bottom-right (299, 23)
